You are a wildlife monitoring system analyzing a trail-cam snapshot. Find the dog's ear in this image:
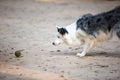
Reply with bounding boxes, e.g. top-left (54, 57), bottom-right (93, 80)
top-left (56, 25), bottom-right (62, 32)
top-left (58, 28), bottom-right (68, 36)
top-left (56, 25), bottom-right (61, 28)
top-left (56, 25), bottom-right (68, 35)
